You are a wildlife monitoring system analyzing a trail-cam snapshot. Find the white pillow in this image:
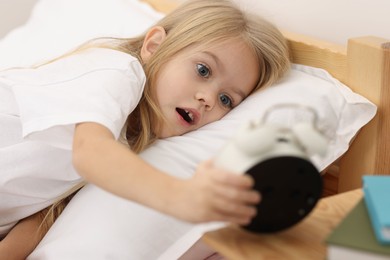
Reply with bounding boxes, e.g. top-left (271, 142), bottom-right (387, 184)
top-left (1, 0), bottom-right (376, 259)
top-left (0, 0), bottom-right (164, 70)
top-left (28, 64), bottom-right (376, 260)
